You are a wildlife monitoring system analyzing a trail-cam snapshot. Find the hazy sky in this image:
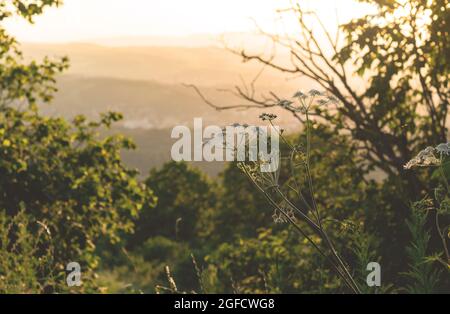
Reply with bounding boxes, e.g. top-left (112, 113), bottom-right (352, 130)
top-left (4, 0), bottom-right (374, 43)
